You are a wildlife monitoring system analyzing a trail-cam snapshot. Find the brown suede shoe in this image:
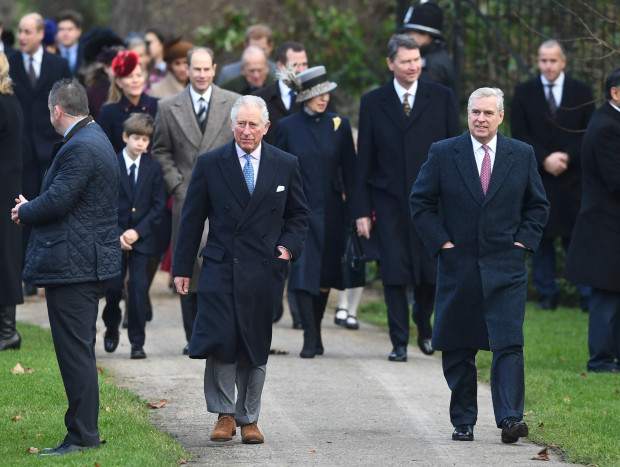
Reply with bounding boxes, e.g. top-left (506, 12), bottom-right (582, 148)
top-left (210, 415), bottom-right (237, 442)
top-left (241, 423), bottom-right (264, 444)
